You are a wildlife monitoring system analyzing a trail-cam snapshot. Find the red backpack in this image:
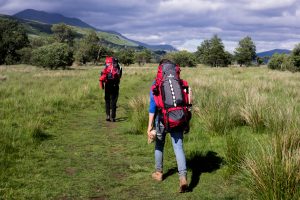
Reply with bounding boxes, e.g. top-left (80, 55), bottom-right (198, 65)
top-left (151, 61), bottom-right (192, 132)
top-left (100, 56), bottom-right (121, 84)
